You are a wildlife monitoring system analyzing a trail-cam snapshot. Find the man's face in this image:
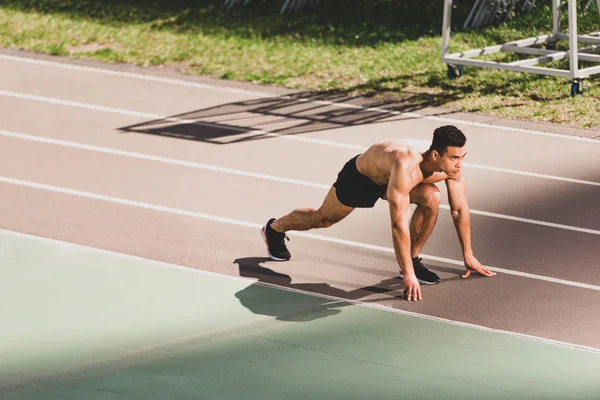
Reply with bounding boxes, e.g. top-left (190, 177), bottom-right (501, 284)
top-left (437, 146), bottom-right (466, 176)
